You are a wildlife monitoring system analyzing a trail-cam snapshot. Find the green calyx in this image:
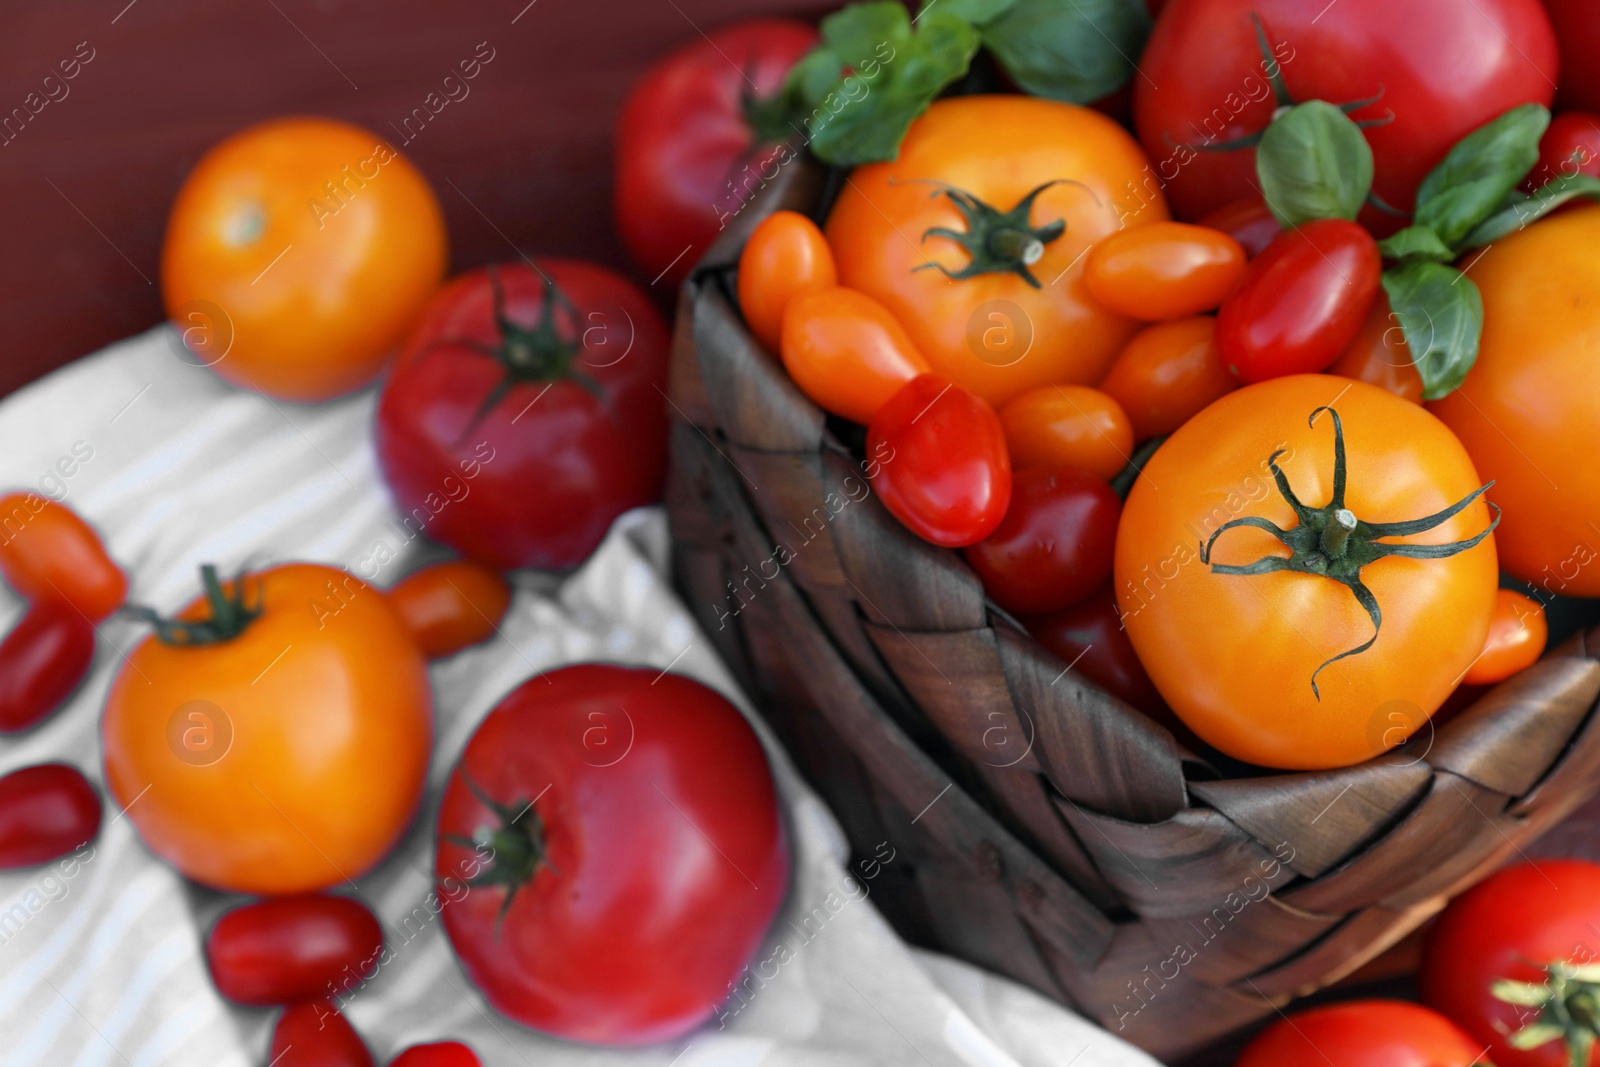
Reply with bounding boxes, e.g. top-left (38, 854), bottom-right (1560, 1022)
top-left (446, 770), bottom-right (552, 925)
top-left (125, 564), bottom-right (261, 647)
top-left (1198, 407), bottom-right (1498, 698)
top-left (911, 179), bottom-right (1067, 289)
top-left (1494, 961), bottom-right (1600, 1066)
